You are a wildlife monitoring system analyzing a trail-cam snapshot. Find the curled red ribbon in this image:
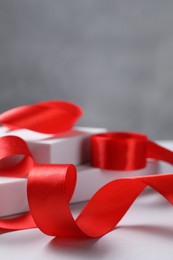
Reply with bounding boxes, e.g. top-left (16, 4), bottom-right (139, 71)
top-left (0, 136), bottom-right (34, 177)
top-left (0, 135), bottom-right (35, 230)
top-left (27, 165), bottom-right (173, 238)
top-left (0, 103), bottom-right (173, 239)
top-left (0, 100), bottom-right (82, 134)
